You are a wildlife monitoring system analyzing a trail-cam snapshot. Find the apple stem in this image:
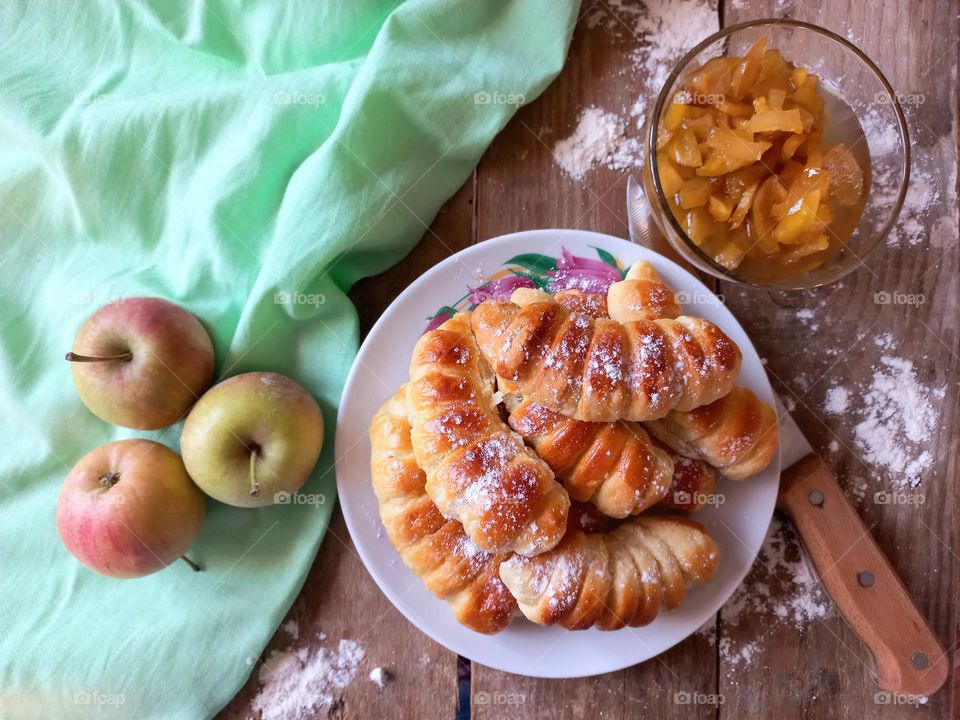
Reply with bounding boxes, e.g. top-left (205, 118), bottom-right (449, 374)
top-left (249, 451), bottom-right (261, 498)
top-left (99, 471), bottom-right (120, 488)
top-left (65, 351), bottom-right (133, 363)
top-left (180, 556), bottom-right (202, 572)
